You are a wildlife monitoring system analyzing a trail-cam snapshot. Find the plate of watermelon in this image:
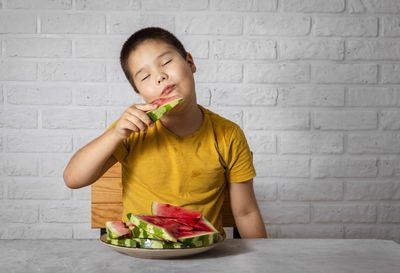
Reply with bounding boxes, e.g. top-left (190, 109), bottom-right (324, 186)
top-left (100, 202), bottom-right (224, 259)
